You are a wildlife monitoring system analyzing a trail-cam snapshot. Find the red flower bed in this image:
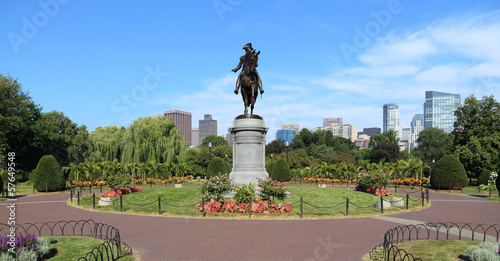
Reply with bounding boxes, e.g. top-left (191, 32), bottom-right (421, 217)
top-left (101, 186), bottom-right (142, 197)
top-left (195, 198), bottom-right (292, 214)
